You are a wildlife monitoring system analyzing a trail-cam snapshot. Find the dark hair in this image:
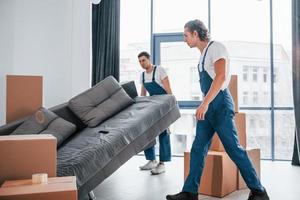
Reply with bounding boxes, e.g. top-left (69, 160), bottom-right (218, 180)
top-left (184, 19), bottom-right (210, 41)
top-left (138, 51), bottom-right (150, 59)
